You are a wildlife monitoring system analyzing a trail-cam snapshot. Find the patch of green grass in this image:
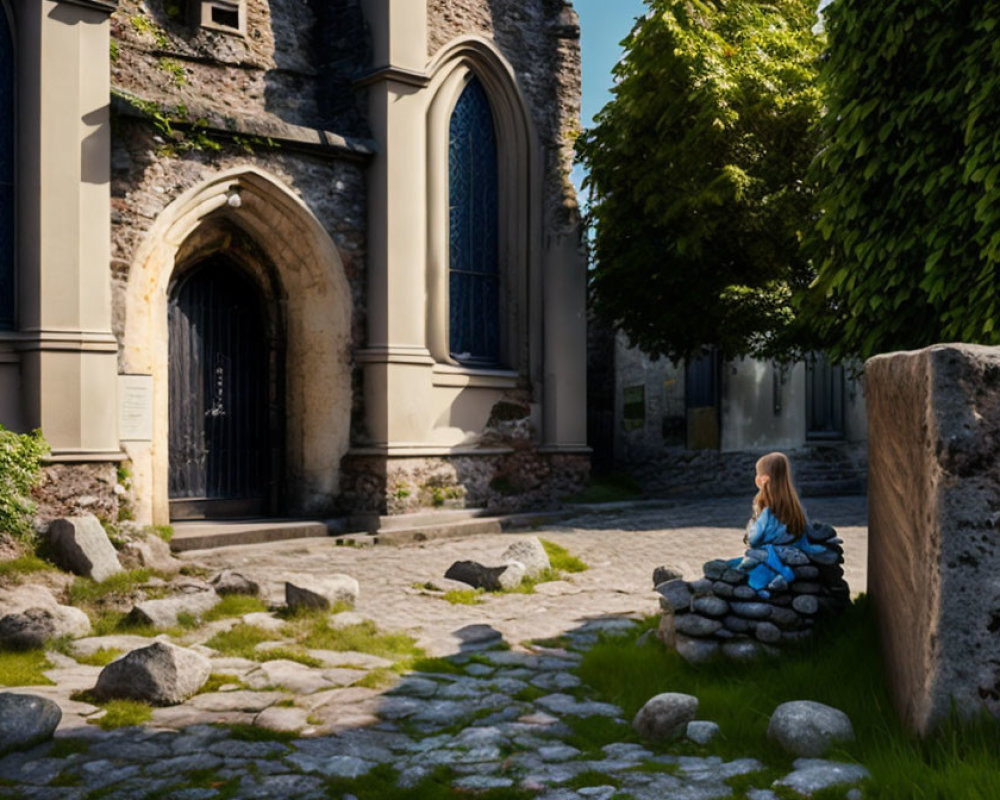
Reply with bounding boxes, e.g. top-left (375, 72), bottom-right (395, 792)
top-left (255, 647), bottom-right (323, 668)
top-left (204, 624), bottom-right (282, 659)
top-left (443, 588), bottom-right (484, 605)
top-left (74, 648), bottom-right (123, 667)
top-left (92, 699), bottom-right (152, 730)
top-left (354, 667), bottom-right (398, 690)
top-left (410, 656), bottom-right (464, 675)
top-left (724, 767), bottom-right (785, 796)
top-left (176, 611), bottom-right (199, 629)
top-left (213, 723), bottom-right (298, 743)
top-left (48, 738), bottom-right (90, 758)
top-left (49, 771), bottom-right (84, 788)
top-left (0, 650), bottom-right (54, 686)
top-left (89, 610), bottom-right (179, 638)
top-left (197, 673), bottom-right (249, 695)
top-left (578, 596), bottom-right (1000, 797)
top-left (202, 594), bottom-right (268, 622)
top-left (147, 524), bottom-right (174, 543)
top-left (564, 471), bottom-right (643, 504)
top-left (512, 685), bottom-right (547, 703)
top-left (296, 619), bottom-right (423, 664)
top-left (0, 553), bottom-right (56, 582)
top-left (67, 569), bottom-right (153, 606)
top-left (540, 539), bottom-right (588, 573)
top-left (560, 715), bottom-right (636, 758)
